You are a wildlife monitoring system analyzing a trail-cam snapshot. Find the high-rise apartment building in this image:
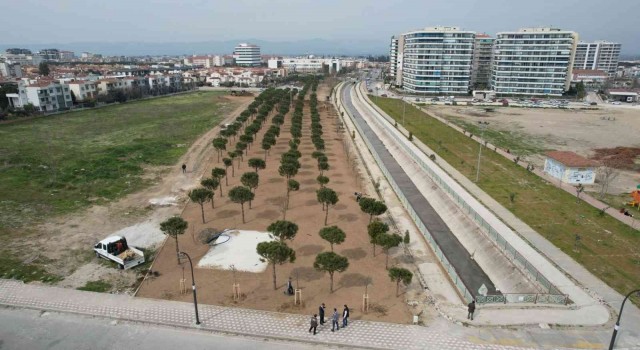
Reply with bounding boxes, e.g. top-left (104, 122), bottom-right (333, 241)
top-left (401, 26), bottom-right (475, 94)
top-left (470, 34), bottom-right (494, 89)
top-left (573, 41), bottom-right (620, 77)
top-left (233, 43), bottom-right (261, 67)
top-left (389, 36), bottom-right (399, 79)
top-left (491, 27), bottom-right (578, 96)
